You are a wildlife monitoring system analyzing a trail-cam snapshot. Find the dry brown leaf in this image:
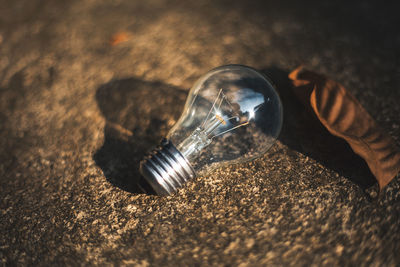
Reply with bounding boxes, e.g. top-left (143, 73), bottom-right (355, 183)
top-left (110, 32), bottom-right (130, 46)
top-left (289, 66), bottom-right (400, 189)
